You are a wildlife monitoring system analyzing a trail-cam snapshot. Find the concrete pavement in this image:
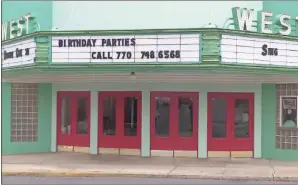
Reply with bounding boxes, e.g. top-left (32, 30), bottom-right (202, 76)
top-left (2, 152), bottom-right (298, 182)
top-left (3, 176), bottom-right (297, 184)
